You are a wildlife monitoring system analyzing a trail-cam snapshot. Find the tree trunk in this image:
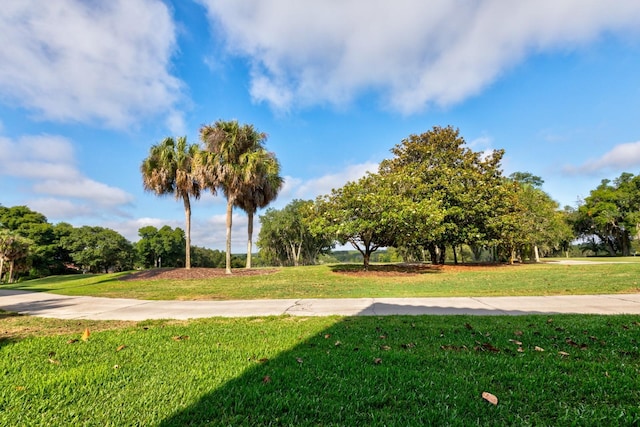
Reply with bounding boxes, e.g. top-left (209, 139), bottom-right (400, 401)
top-left (363, 251), bottom-right (370, 271)
top-left (533, 245), bottom-right (540, 263)
top-left (428, 244), bottom-right (438, 264)
top-left (438, 245), bottom-right (446, 265)
top-left (453, 246), bottom-right (458, 265)
top-left (183, 194), bottom-right (192, 269)
top-left (0, 257), bottom-right (4, 282)
top-left (8, 260), bottom-right (15, 284)
top-left (225, 199), bottom-right (233, 274)
top-left (246, 211), bottom-right (254, 269)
